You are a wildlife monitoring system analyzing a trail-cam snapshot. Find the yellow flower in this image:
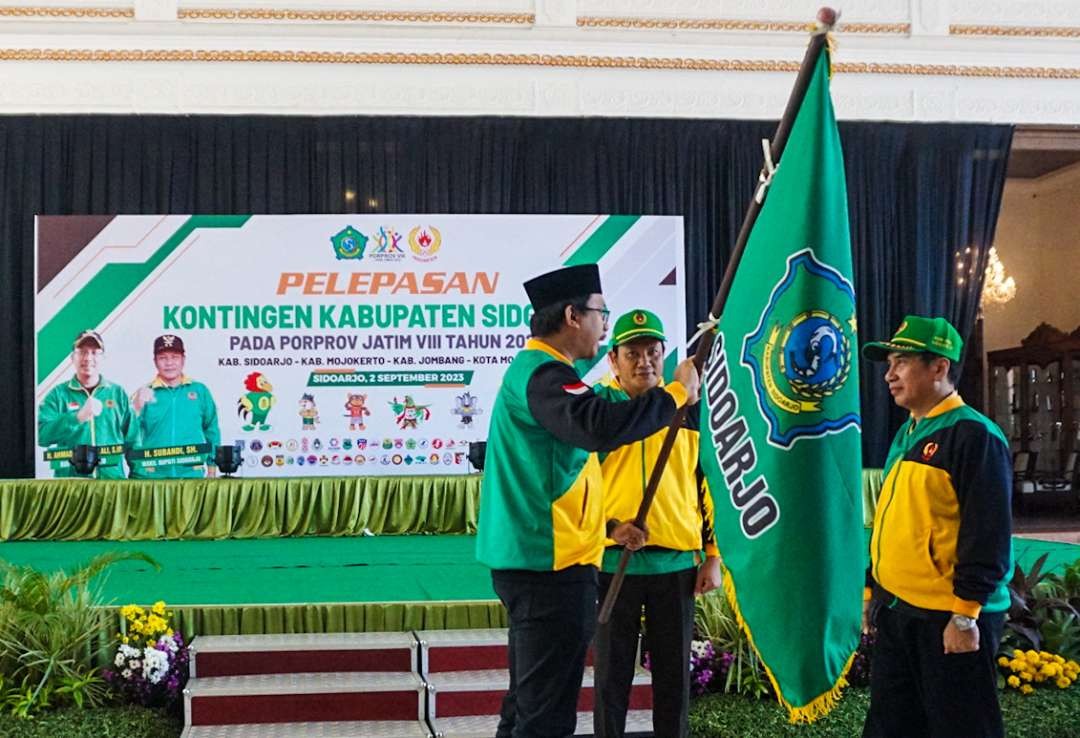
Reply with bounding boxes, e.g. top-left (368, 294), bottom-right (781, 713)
top-left (1067, 660), bottom-right (1079, 671)
top-left (1020, 684), bottom-right (1034, 695)
top-left (1010, 659), bottom-right (1025, 671)
top-left (1025, 651), bottom-right (1041, 663)
top-left (1041, 663), bottom-right (1059, 677)
top-left (166, 628), bottom-right (174, 638)
top-left (1056, 677), bottom-right (1071, 689)
top-left (1053, 654), bottom-right (1065, 664)
top-left (152, 600), bottom-right (166, 615)
top-left (1007, 675), bottom-right (1020, 688)
top-left (1013, 649), bottom-right (1024, 658)
top-left (998, 656), bottom-right (1010, 667)
top-left (1035, 673), bottom-right (1046, 683)
top-left (1020, 671), bottom-right (1033, 682)
top-left (121, 636), bottom-right (129, 644)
